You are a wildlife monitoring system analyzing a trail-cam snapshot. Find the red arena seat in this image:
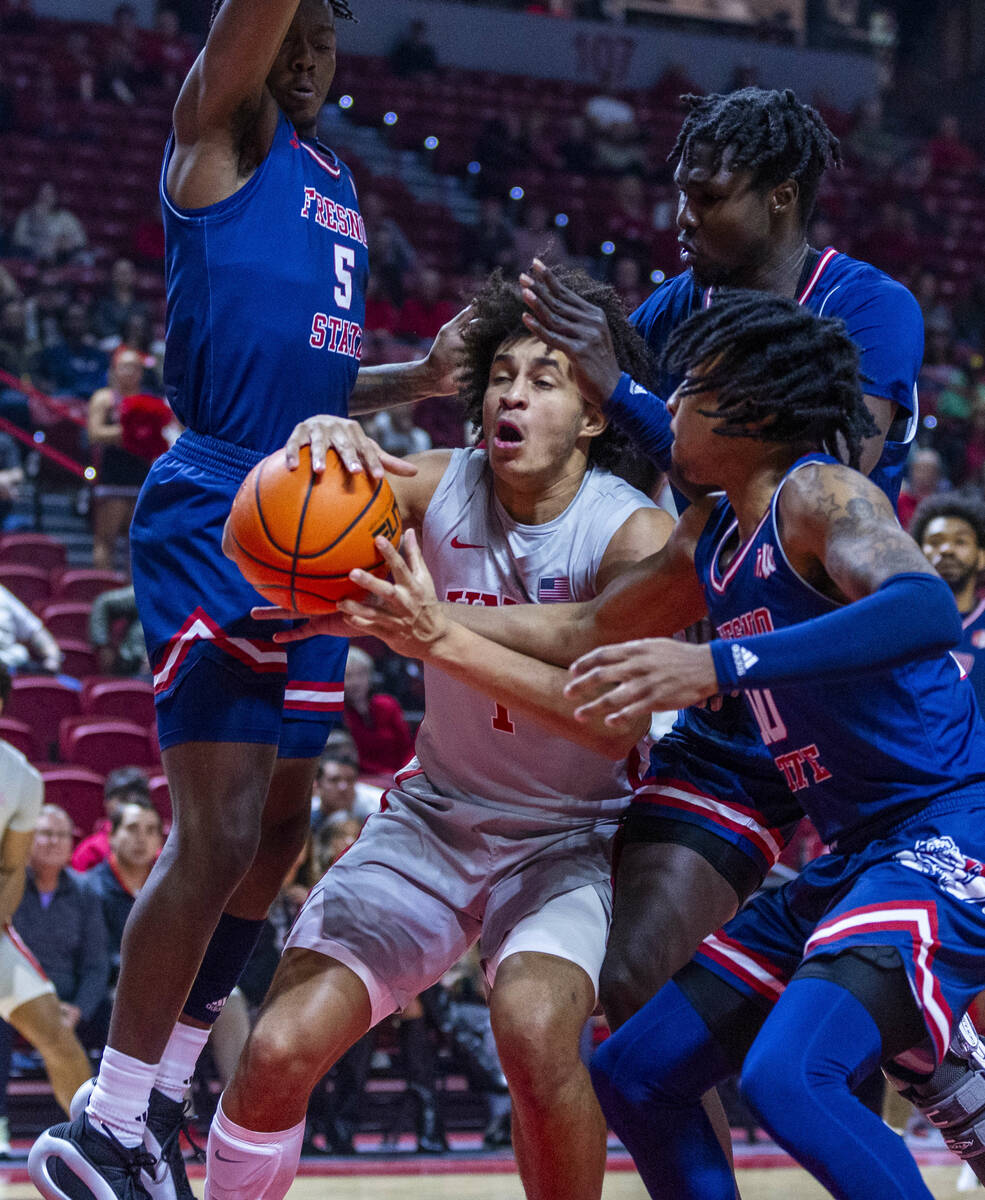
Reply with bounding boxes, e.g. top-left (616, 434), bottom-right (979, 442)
top-left (6, 677), bottom-right (81, 759)
top-left (1, 565), bottom-right (52, 608)
top-left (0, 534), bottom-right (67, 573)
top-left (61, 719), bottom-right (155, 775)
top-left (80, 679), bottom-right (155, 726)
top-left (39, 602), bottom-right (93, 644)
top-left (0, 717), bottom-right (38, 761)
top-left (51, 569), bottom-right (127, 604)
top-left (57, 639), bottom-right (101, 679)
top-left (39, 767), bottom-right (106, 838)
